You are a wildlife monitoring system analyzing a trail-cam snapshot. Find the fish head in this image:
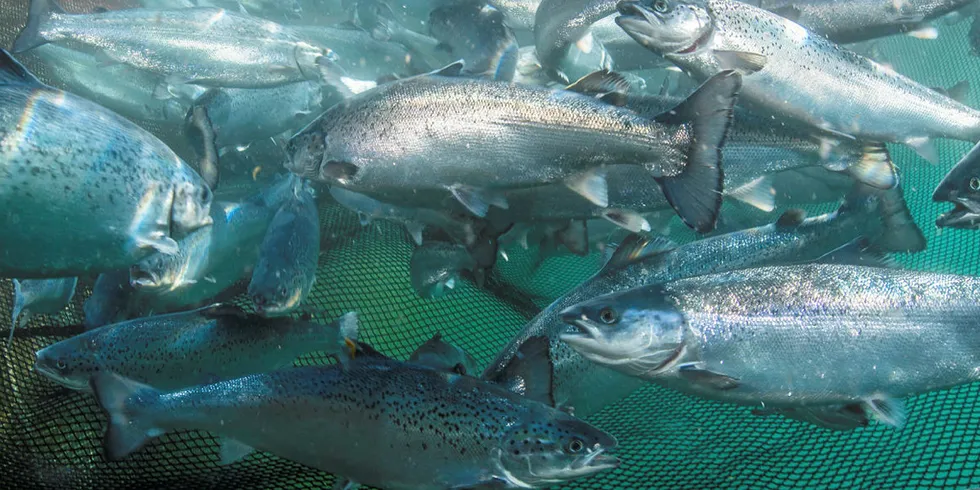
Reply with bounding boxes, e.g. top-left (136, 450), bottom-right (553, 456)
top-left (615, 0), bottom-right (713, 56)
top-left (559, 285), bottom-right (687, 378)
top-left (34, 336), bottom-right (102, 391)
top-left (427, 4), bottom-right (461, 43)
top-left (171, 180), bottom-right (214, 237)
top-left (285, 131), bottom-right (360, 186)
top-left (410, 243), bottom-right (475, 298)
top-left (497, 415), bottom-right (619, 486)
top-left (248, 274), bottom-right (308, 317)
top-left (130, 253), bottom-right (179, 290)
top-left (933, 144), bottom-right (980, 229)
